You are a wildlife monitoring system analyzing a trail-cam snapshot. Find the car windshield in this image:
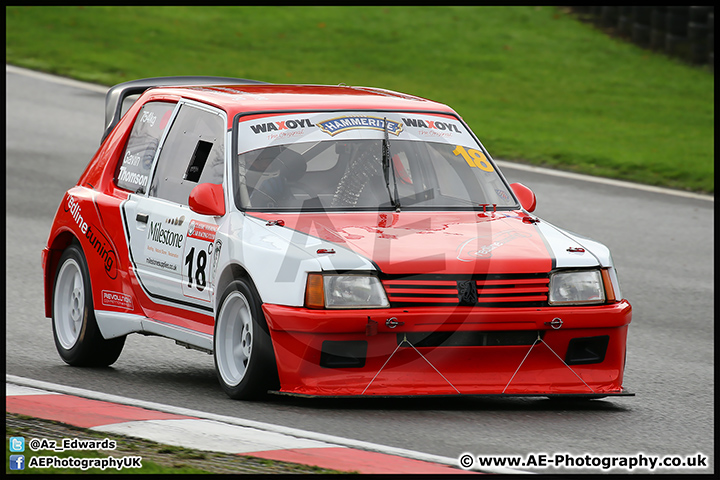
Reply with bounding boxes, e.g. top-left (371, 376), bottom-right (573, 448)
top-left (234, 112), bottom-right (516, 211)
